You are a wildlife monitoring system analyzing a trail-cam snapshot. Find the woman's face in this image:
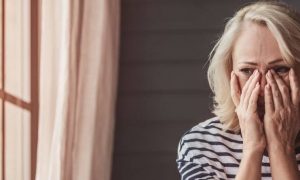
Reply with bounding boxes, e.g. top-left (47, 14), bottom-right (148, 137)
top-left (232, 22), bottom-right (292, 113)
